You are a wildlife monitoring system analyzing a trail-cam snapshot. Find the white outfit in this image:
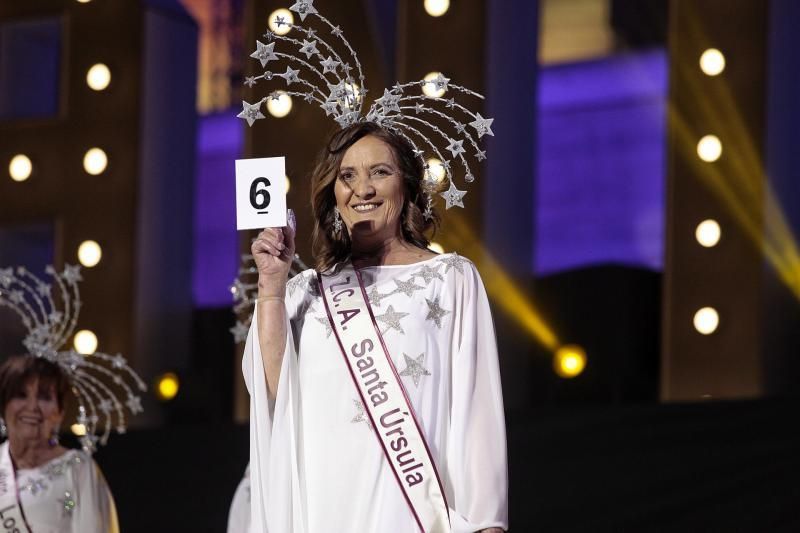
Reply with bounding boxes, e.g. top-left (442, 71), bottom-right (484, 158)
top-left (243, 253), bottom-right (508, 533)
top-left (228, 464), bottom-right (251, 533)
top-left (1, 442), bottom-right (118, 533)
